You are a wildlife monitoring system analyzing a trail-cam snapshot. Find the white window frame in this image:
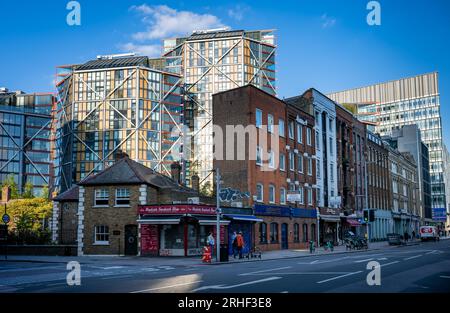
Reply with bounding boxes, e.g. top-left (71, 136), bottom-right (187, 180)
top-left (306, 128), bottom-right (312, 146)
top-left (288, 121), bottom-right (295, 139)
top-left (268, 114), bottom-right (274, 133)
top-left (307, 157), bottom-right (313, 176)
top-left (269, 184), bottom-right (275, 203)
top-left (280, 187), bottom-right (286, 205)
top-left (94, 189), bottom-right (109, 207)
top-left (115, 188), bottom-right (130, 207)
top-left (256, 108), bottom-right (262, 128)
top-left (299, 187), bottom-right (304, 204)
top-left (280, 153), bottom-right (286, 171)
top-left (256, 146), bottom-right (262, 166)
top-left (256, 183), bottom-right (264, 202)
top-left (268, 150), bottom-right (275, 169)
top-left (307, 188), bottom-right (313, 205)
top-left (289, 151), bottom-right (295, 171)
top-left (279, 119), bottom-right (285, 137)
top-left (297, 124), bottom-right (303, 144)
top-left (298, 154), bottom-right (304, 173)
top-left (94, 225), bottom-right (110, 245)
